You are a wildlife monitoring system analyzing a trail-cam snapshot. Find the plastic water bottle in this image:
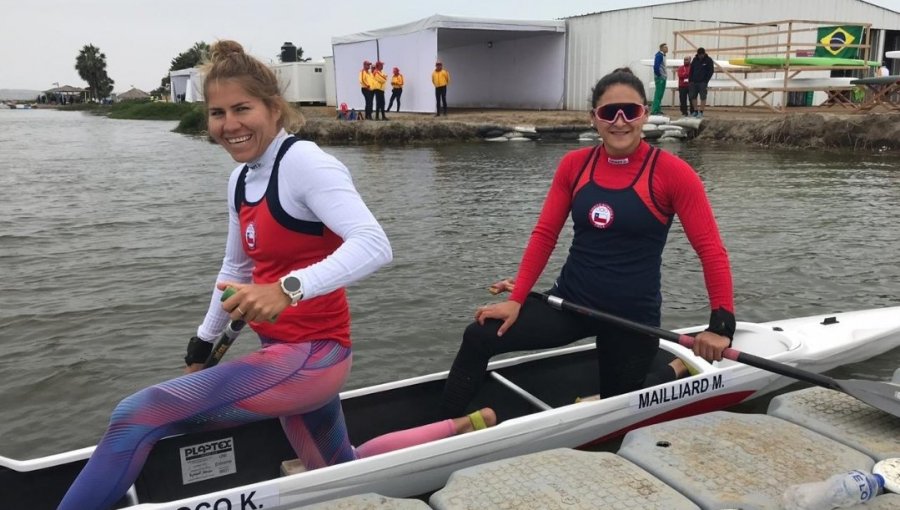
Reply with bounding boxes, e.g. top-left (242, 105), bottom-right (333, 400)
top-left (781, 470), bottom-right (884, 509)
